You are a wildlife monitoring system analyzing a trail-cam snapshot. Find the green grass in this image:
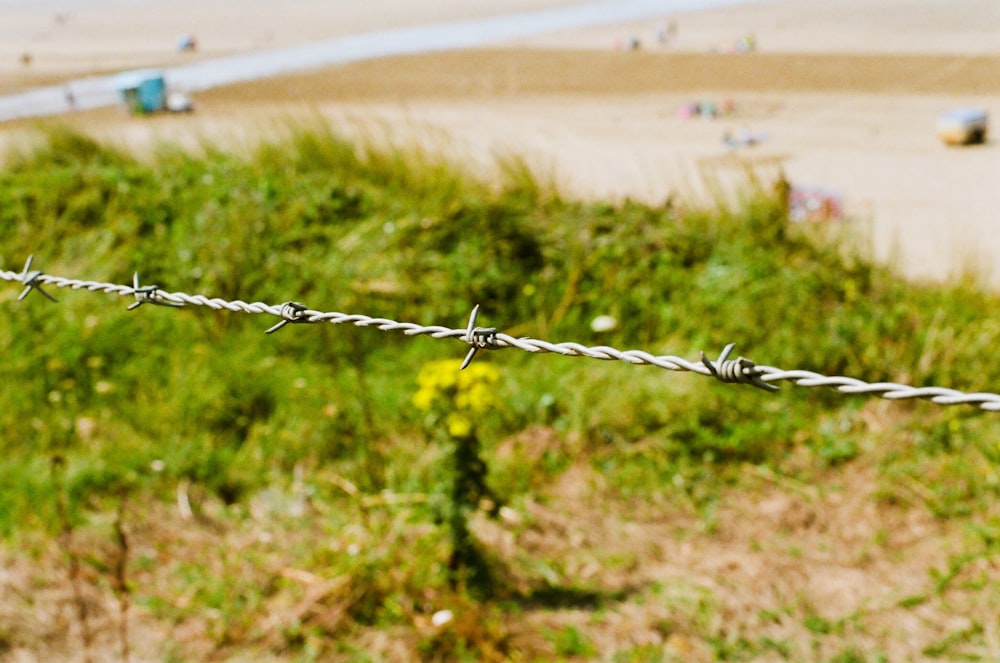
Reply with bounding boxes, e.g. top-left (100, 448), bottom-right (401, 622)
top-left (1, 124), bottom-right (999, 661)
